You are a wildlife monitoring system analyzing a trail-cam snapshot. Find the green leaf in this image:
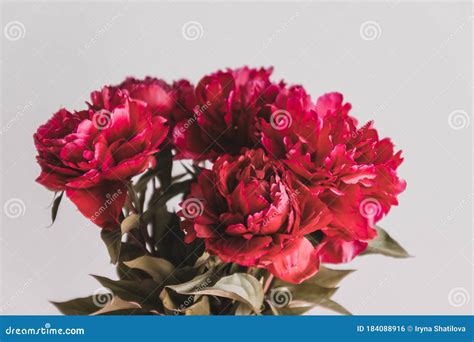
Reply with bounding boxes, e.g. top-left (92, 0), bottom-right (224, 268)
top-left (272, 266), bottom-right (353, 290)
top-left (274, 298), bottom-right (351, 316)
top-left (51, 296), bottom-right (101, 315)
top-left (184, 296), bottom-right (211, 315)
top-left (362, 226), bottom-right (410, 258)
top-left (277, 305), bottom-right (315, 316)
top-left (269, 281), bottom-right (337, 307)
top-left (92, 275), bottom-right (163, 310)
top-left (142, 180), bottom-right (193, 223)
top-left (120, 214), bottom-right (140, 234)
top-left (117, 242), bottom-right (144, 263)
top-left (151, 206), bottom-right (173, 243)
top-left (95, 308), bottom-right (155, 315)
top-left (91, 296), bottom-right (142, 315)
top-left (124, 256), bottom-right (176, 283)
top-left (50, 192), bottom-right (63, 225)
top-left (155, 213), bottom-right (204, 267)
top-left (160, 289), bottom-right (179, 313)
top-left (189, 273), bottom-right (264, 314)
top-left (100, 229), bottom-right (122, 264)
top-left (308, 266), bottom-right (354, 288)
top-left (318, 298), bottom-right (352, 315)
top-left (290, 283), bottom-right (337, 303)
top-left (155, 148), bottom-right (173, 189)
top-left (166, 269), bottom-right (216, 294)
